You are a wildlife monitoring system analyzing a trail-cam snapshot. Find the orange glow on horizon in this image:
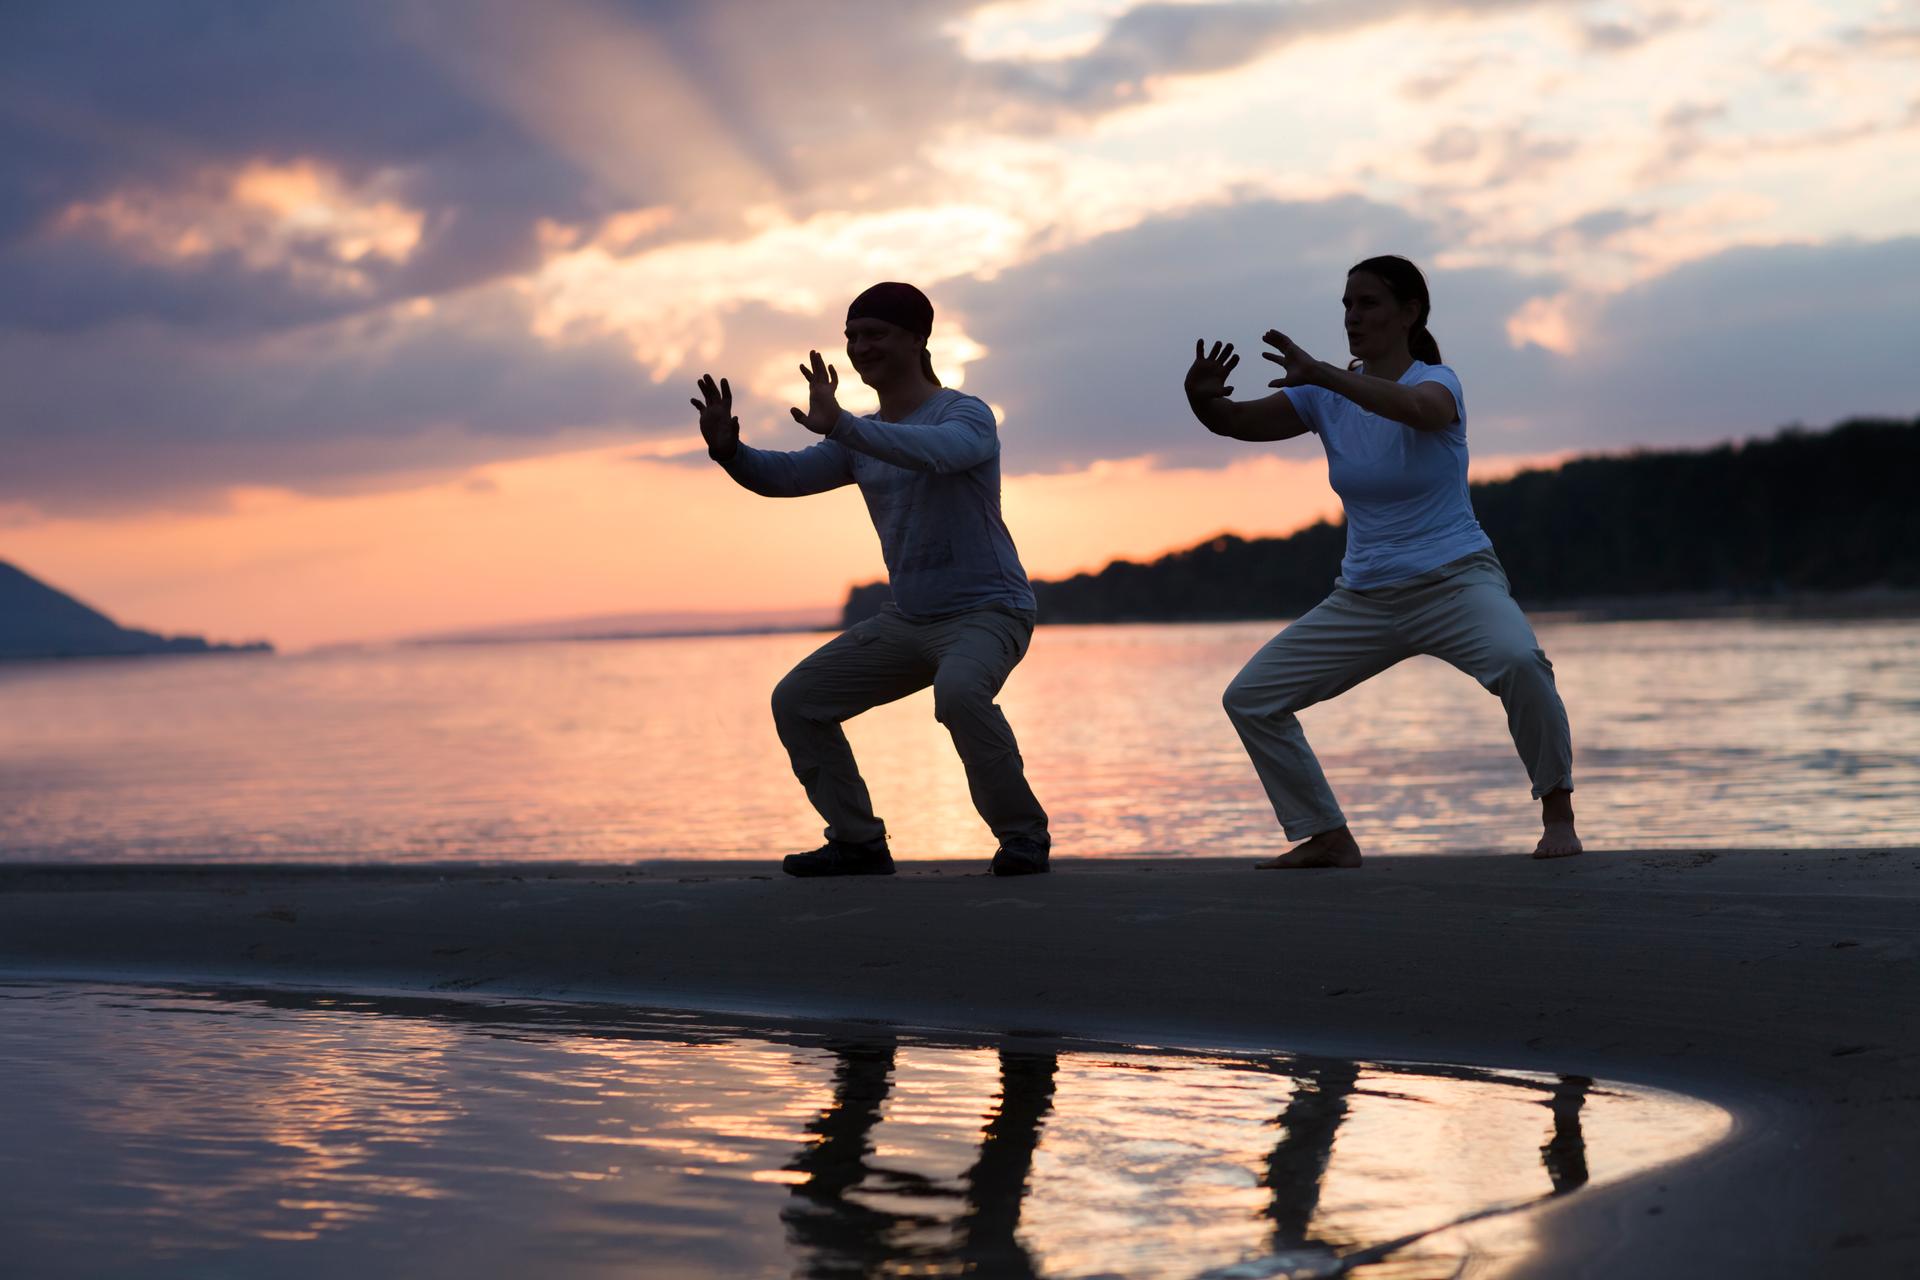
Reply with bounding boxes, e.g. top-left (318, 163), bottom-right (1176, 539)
top-left (4, 445), bottom-right (1373, 651)
top-left (4, 438), bottom-right (1581, 652)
